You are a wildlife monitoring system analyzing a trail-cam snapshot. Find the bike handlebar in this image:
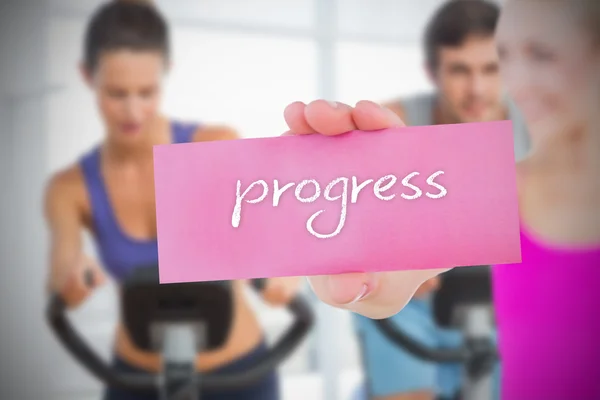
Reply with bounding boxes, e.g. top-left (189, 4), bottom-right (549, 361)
top-left (374, 314), bottom-right (499, 376)
top-left (46, 279), bottom-right (314, 393)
